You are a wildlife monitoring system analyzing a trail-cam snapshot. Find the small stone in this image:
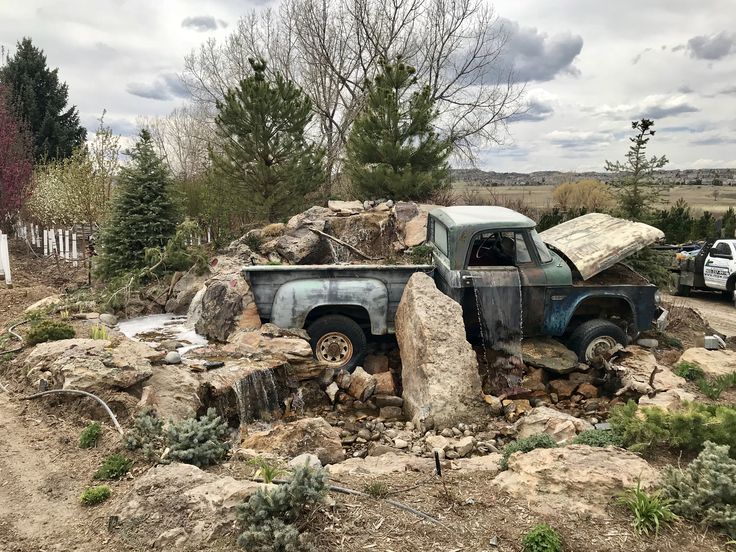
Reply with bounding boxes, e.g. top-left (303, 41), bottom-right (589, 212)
top-left (336, 369), bottom-right (352, 390)
top-left (374, 394), bottom-right (403, 408)
top-left (319, 367), bottom-right (336, 387)
top-left (393, 438), bottom-right (409, 449)
top-left (368, 444), bottom-right (396, 456)
top-left (357, 428), bottom-right (372, 440)
top-left (356, 437), bottom-right (367, 444)
top-left (326, 382), bottom-right (340, 403)
top-left (159, 339), bottom-right (180, 352)
top-left (452, 427), bottom-right (462, 436)
top-left (379, 406), bottom-right (403, 420)
top-left (203, 361), bottom-right (224, 370)
top-left (425, 435), bottom-right (450, 451)
top-left (483, 394), bottom-right (503, 416)
top-left (164, 351), bottom-right (181, 365)
top-left (347, 367), bottom-right (377, 401)
top-left (454, 436), bottom-right (475, 457)
top-left (637, 338), bottom-right (659, 349)
top-left (288, 453), bottom-right (322, 469)
top-left (341, 435), bottom-right (357, 445)
top-left (577, 383), bottom-right (599, 399)
top-left (548, 379), bottom-right (577, 399)
top-left (405, 422), bottom-right (415, 431)
top-left (445, 449), bottom-right (459, 459)
top-left (463, 429), bottom-right (472, 437)
top-left (441, 428), bottom-right (454, 438)
top-left (99, 313), bottom-right (118, 326)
